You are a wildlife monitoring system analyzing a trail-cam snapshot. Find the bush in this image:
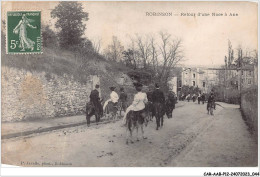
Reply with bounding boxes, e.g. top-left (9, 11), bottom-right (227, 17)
top-left (226, 88), bottom-right (240, 104)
